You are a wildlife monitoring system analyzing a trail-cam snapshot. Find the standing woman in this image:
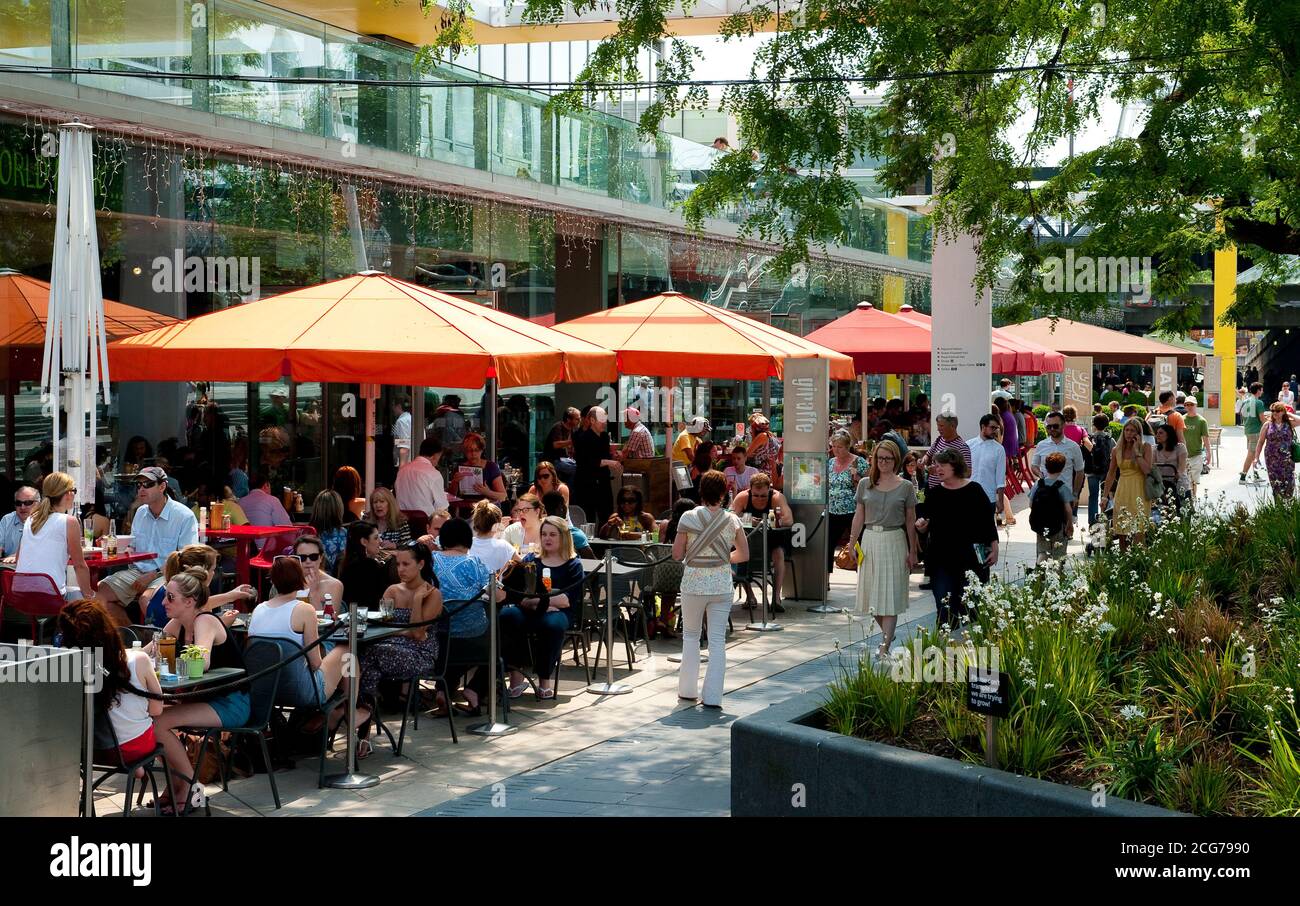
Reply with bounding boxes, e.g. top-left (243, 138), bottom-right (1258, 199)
top-left (17, 471), bottom-right (92, 601)
top-left (847, 441), bottom-right (918, 658)
top-left (673, 470), bottom-right (748, 709)
top-left (914, 450), bottom-right (997, 629)
top-left (995, 397), bottom-right (1019, 525)
top-left (1100, 418), bottom-right (1153, 548)
top-left (1152, 423), bottom-right (1190, 512)
top-left (826, 430), bottom-right (869, 571)
top-left (1255, 402), bottom-right (1300, 500)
